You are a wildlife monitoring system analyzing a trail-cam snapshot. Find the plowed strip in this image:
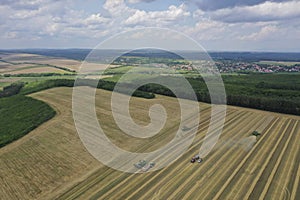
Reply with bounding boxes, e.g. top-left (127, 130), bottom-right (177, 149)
top-left (123, 111), bottom-right (256, 199)
top-left (180, 114), bottom-right (270, 200)
top-left (89, 108), bottom-right (233, 200)
top-left (224, 119), bottom-right (292, 199)
top-left (249, 120), bottom-right (298, 199)
top-left (212, 117), bottom-right (282, 200)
